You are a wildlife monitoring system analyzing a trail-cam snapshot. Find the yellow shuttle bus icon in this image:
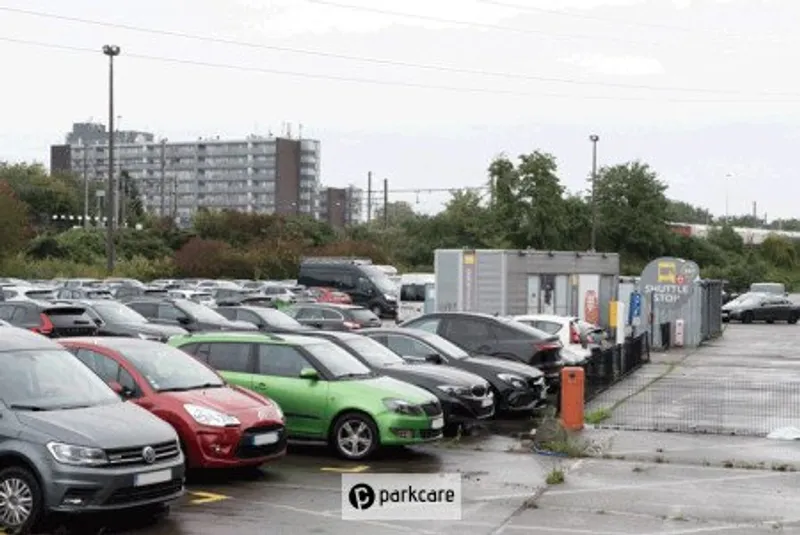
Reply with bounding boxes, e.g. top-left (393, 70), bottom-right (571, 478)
top-left (657, 261), bottom-right (677, 283)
